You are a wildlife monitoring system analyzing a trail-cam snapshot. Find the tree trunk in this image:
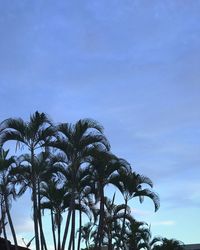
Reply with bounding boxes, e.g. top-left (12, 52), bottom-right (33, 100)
top-left (77, 199), bottom-right (82, 250)
top-left (1, 203), bottom-right (10, 250)
top-left (2, 222), bottom-right (10, 250)
top-left (63, 184), bottom-right (75, 250)
top-left (72, 209), bottom-right (75, 250)
top-left (57, 213), bottom-right (61, 250)
top-left (37, 182), bottom-right (47, 250)
top-left (61, 208), bottom-right (72, 250)
top-left (4, 196), bottom-right (18, 250)
top-left (51, 209), bottom-right (57, 250)
top-left (117, 198), bottom-right (128, 249)
top-left (95, 185), bottom-right (105, 250)
top-left (108, 222), bottom-right (112, 250)
top-left (68, 208), bottom-right (75, 250)
top-left (31, 148), bottom-right (40, 250)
